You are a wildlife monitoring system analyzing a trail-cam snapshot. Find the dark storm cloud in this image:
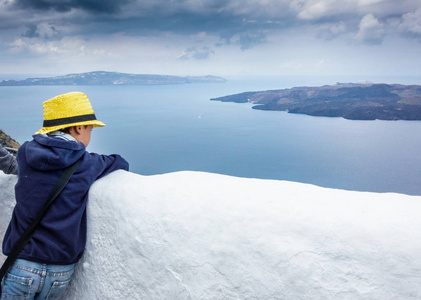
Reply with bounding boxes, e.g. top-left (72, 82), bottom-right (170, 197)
top-left (13, 0), bottom-right (132, 14)
top-left (3, 0), bottom-right (421, 49)
top-left (6, 0), bottom-right (293, 36)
